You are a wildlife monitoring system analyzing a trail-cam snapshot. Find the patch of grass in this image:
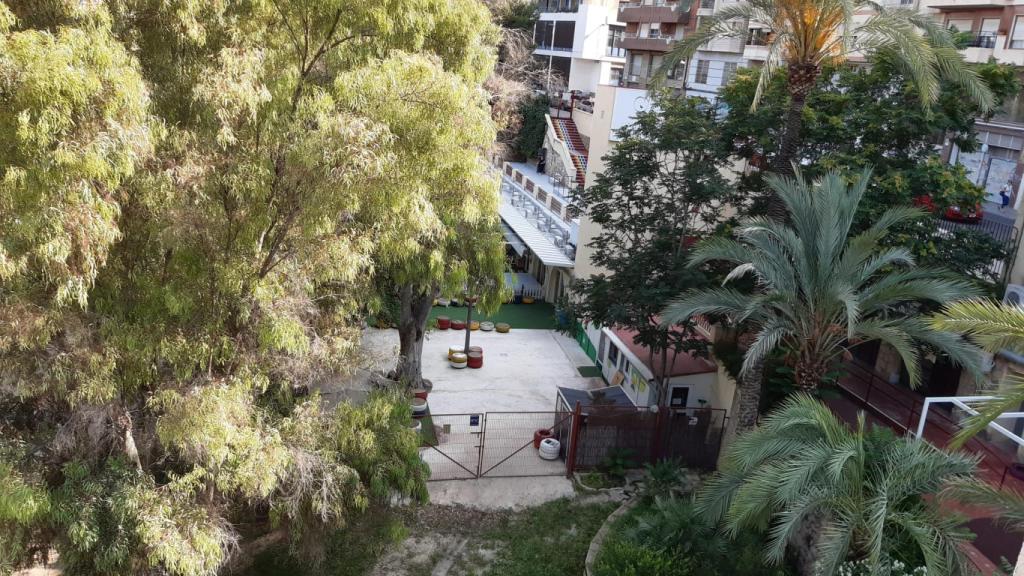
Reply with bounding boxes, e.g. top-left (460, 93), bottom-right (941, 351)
top-left (245, 506), bottom-right (406, 576)
top-left (429, 302), bottom-right (555, 330)
top-left (479, 498), bottom-right (617, 576)
top-left (576, 365), bottom-right (602, 378)
top-left (579, 471), bottom-right (625, 490)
